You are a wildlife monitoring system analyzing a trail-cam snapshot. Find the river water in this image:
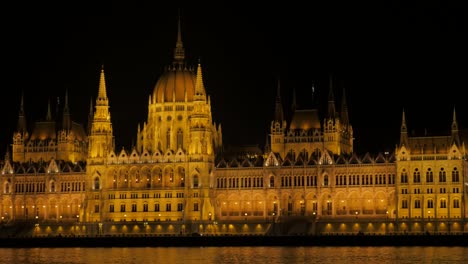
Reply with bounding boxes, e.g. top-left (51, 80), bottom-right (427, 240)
top-left (1, 246), bottom-right (467, 264)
